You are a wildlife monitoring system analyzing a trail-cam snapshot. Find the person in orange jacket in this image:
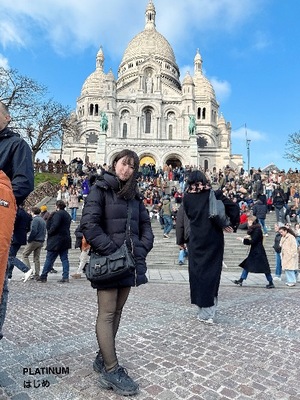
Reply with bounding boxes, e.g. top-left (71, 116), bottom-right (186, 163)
top-left (0, 101), bottom-right (34, 340)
